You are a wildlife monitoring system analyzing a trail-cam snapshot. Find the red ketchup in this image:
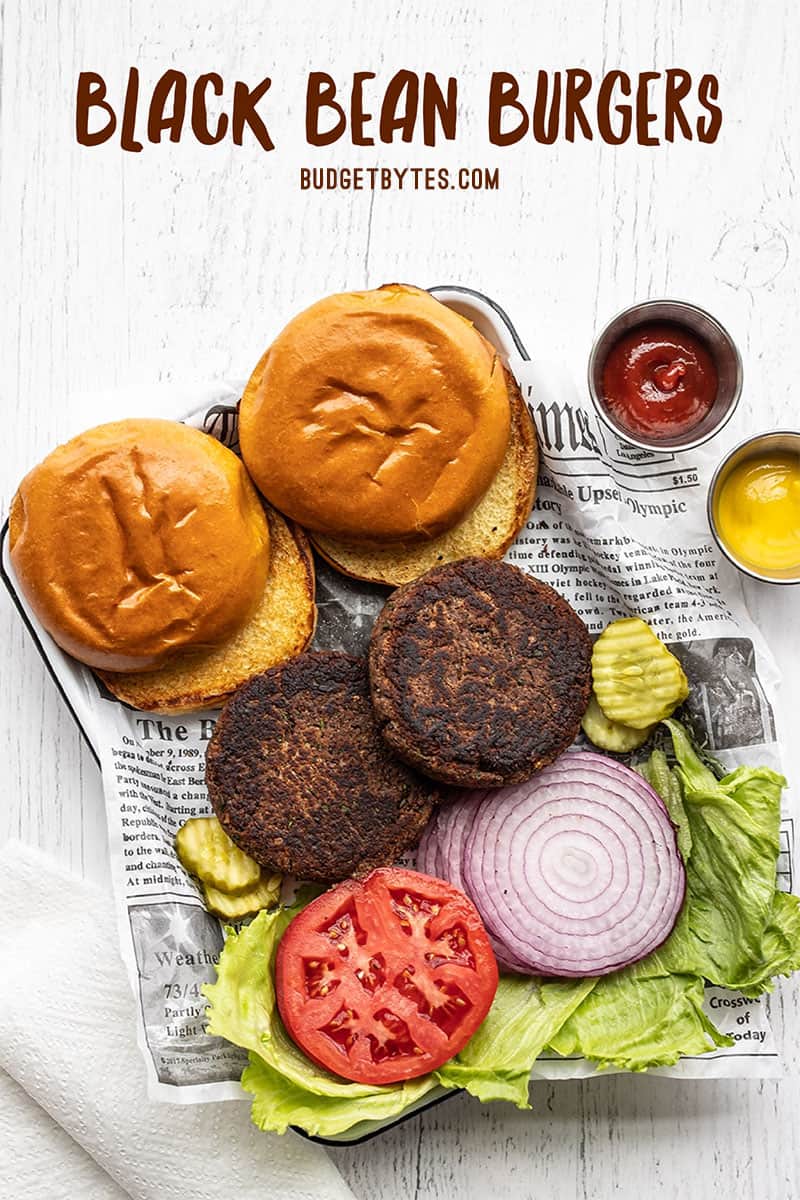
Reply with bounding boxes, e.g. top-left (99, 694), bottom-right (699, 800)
top-left (601, 322), bottom-right (718, 440)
